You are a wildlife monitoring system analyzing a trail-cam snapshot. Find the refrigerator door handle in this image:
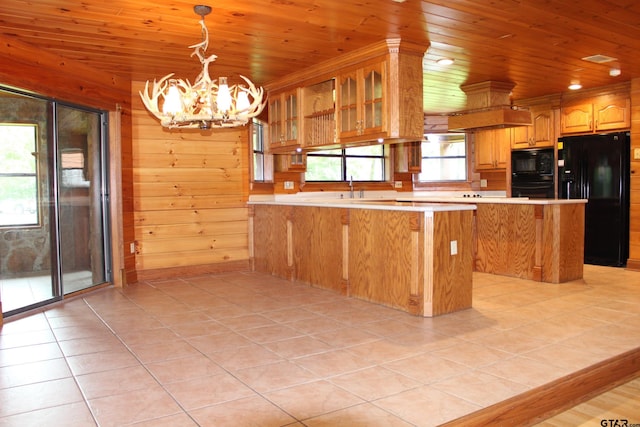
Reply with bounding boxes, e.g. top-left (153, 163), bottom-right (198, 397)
top-left (582, 162), bottom-right (589, 199)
